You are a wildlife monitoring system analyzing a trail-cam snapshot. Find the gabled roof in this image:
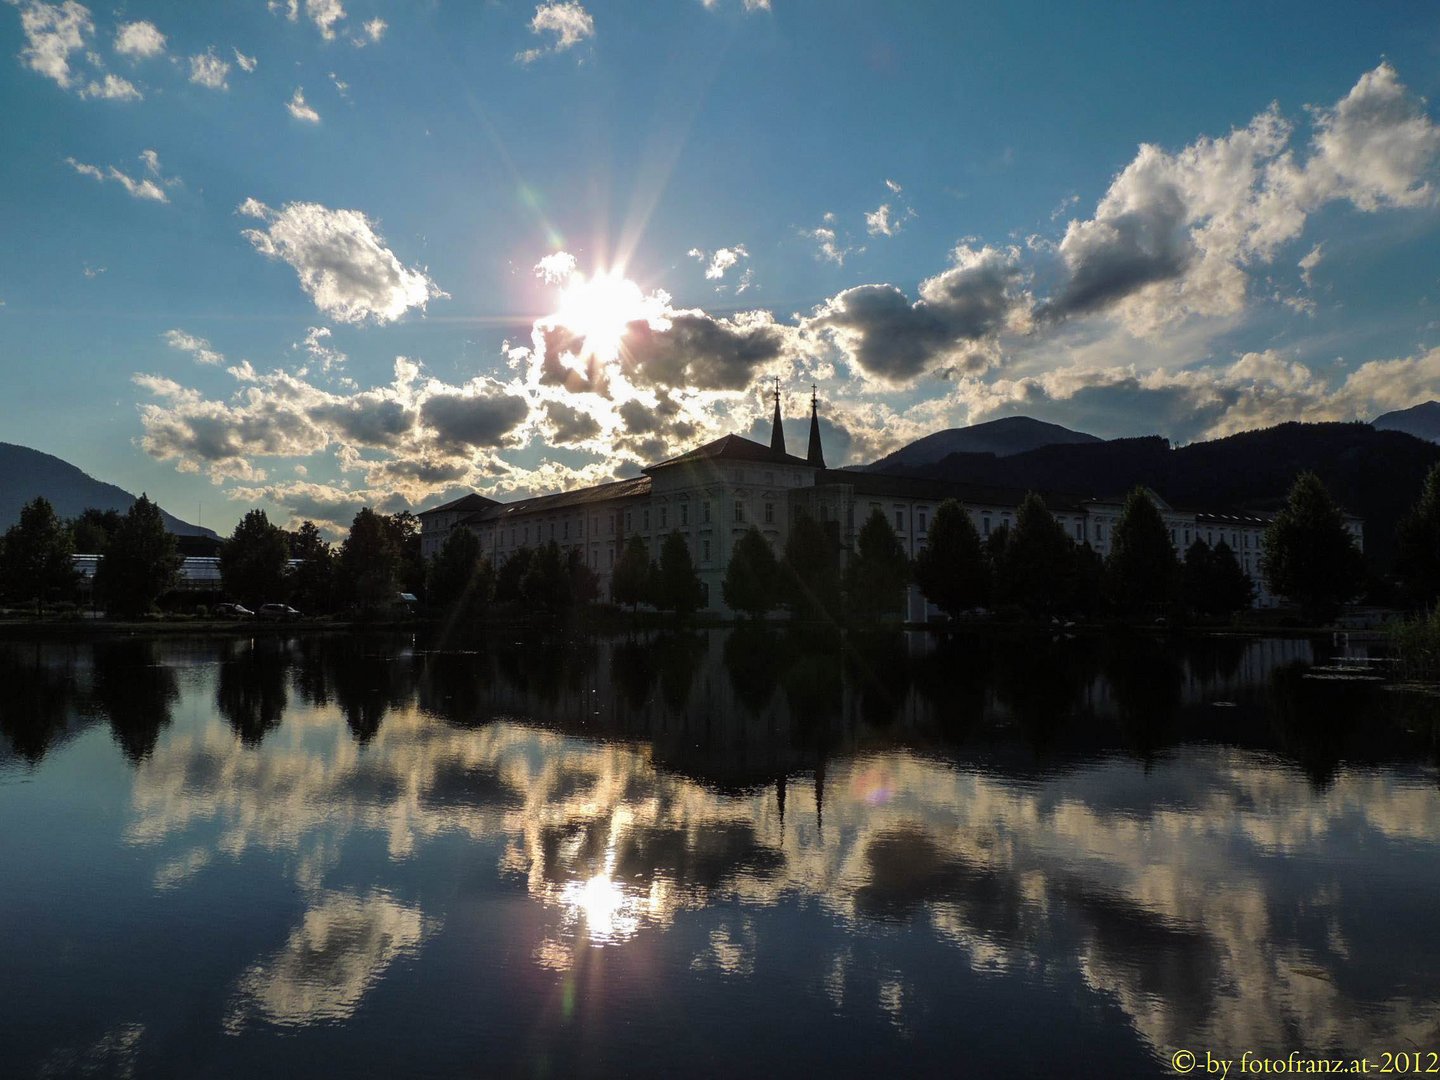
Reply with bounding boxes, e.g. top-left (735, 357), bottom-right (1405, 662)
top-left (644, 434), bottom-right (816, 473)
top-left (418, 492), bottom-right (500, 517)
top-left (460, 475), bottom-right (653, 524)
